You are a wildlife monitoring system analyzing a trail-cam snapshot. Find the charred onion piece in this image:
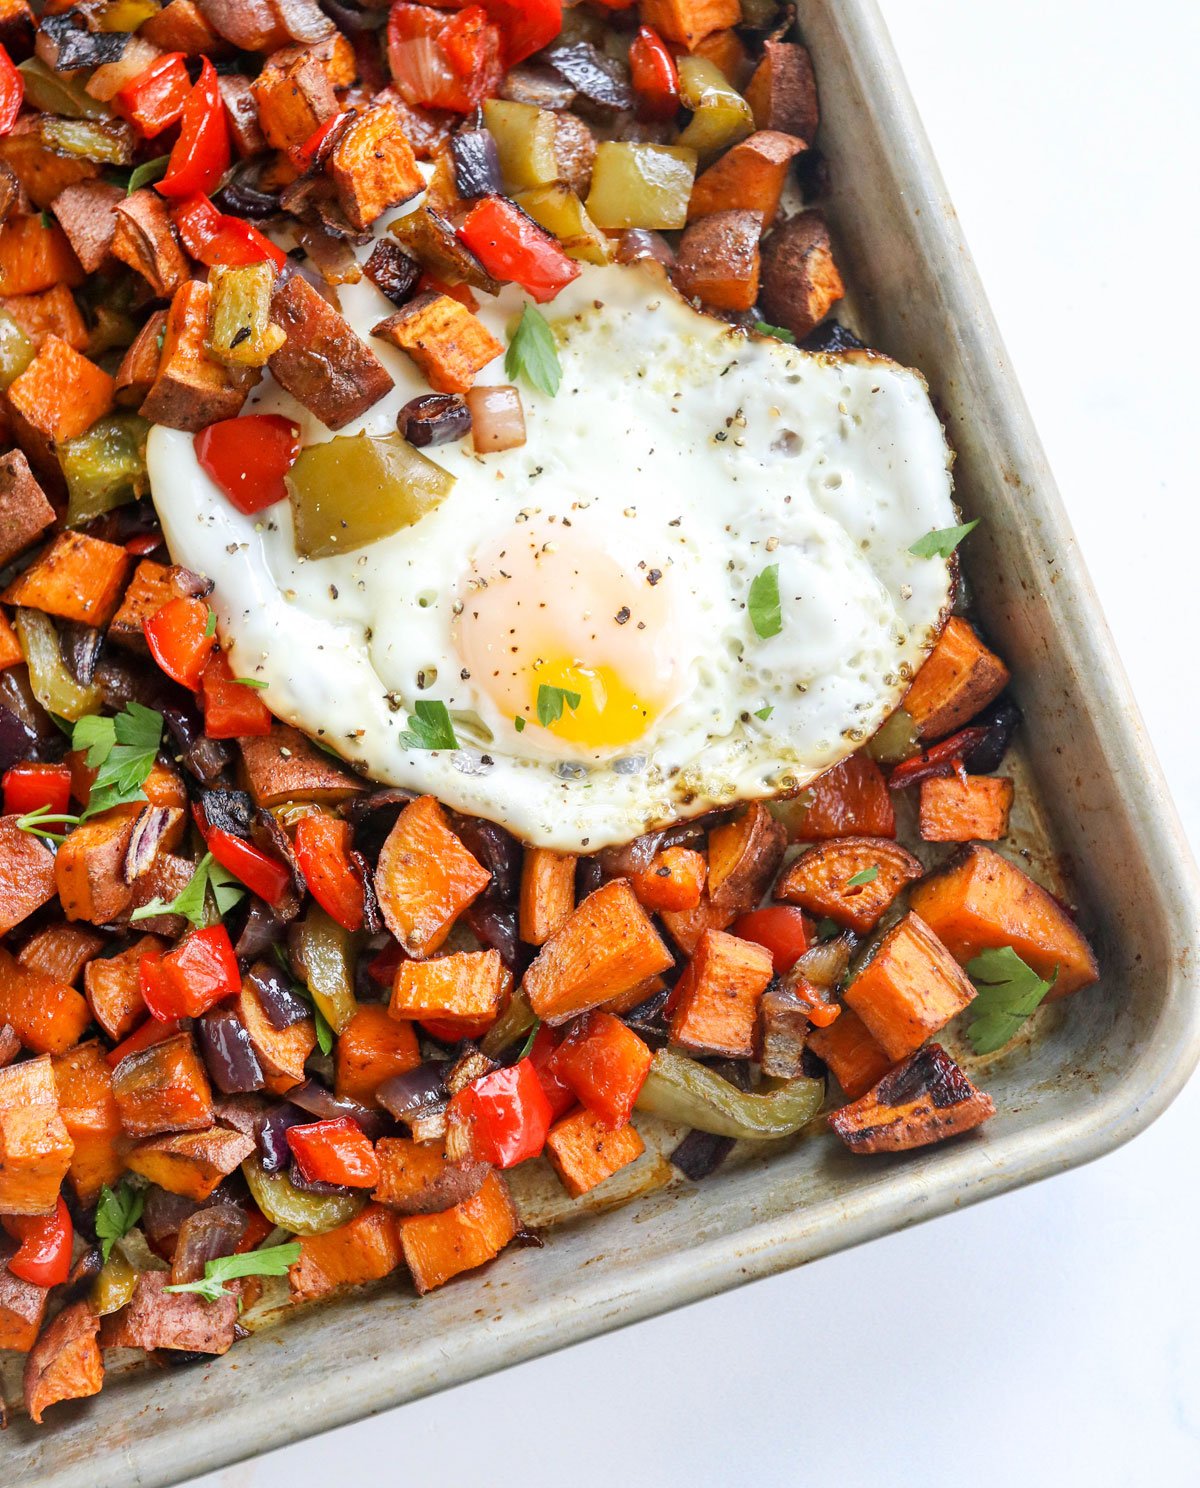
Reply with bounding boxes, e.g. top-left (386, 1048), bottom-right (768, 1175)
top-left (398, 393), bottom-right (471, 448)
